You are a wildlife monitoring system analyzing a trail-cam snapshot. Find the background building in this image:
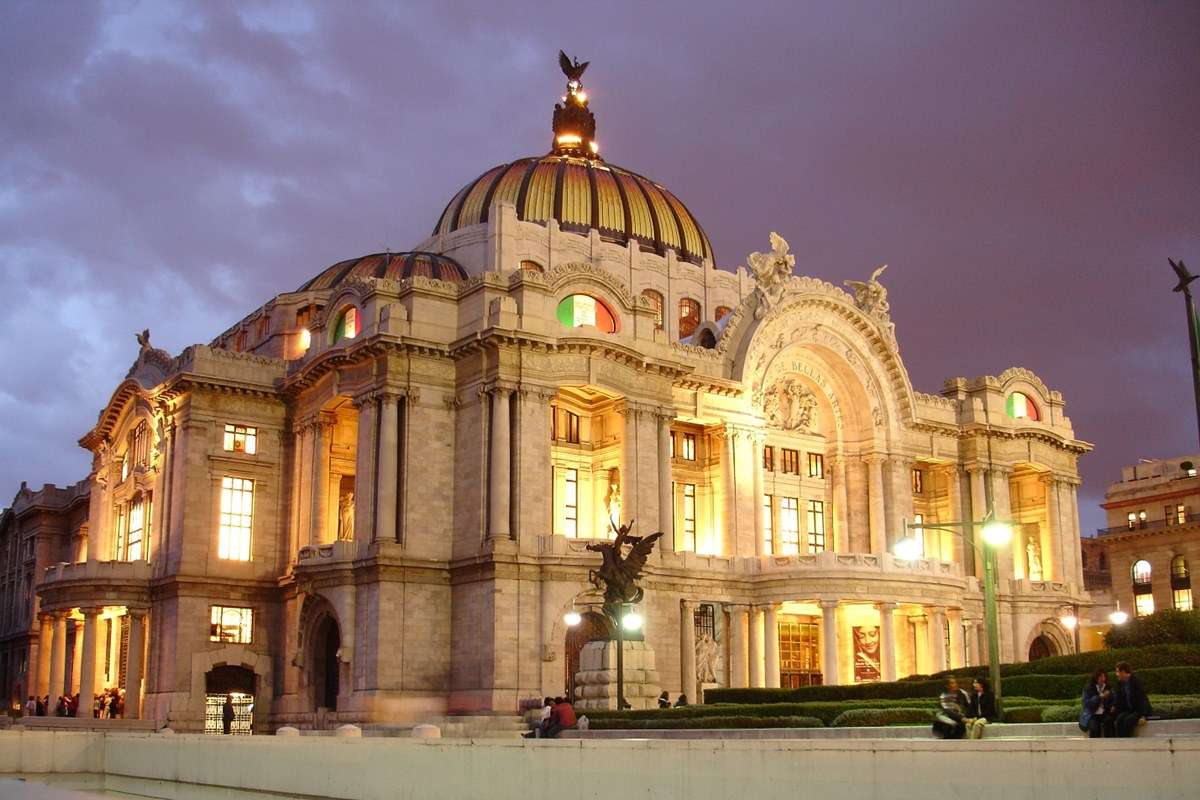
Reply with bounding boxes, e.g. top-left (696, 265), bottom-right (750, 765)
top-left (0, 62), bottom-right (1092, 729)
